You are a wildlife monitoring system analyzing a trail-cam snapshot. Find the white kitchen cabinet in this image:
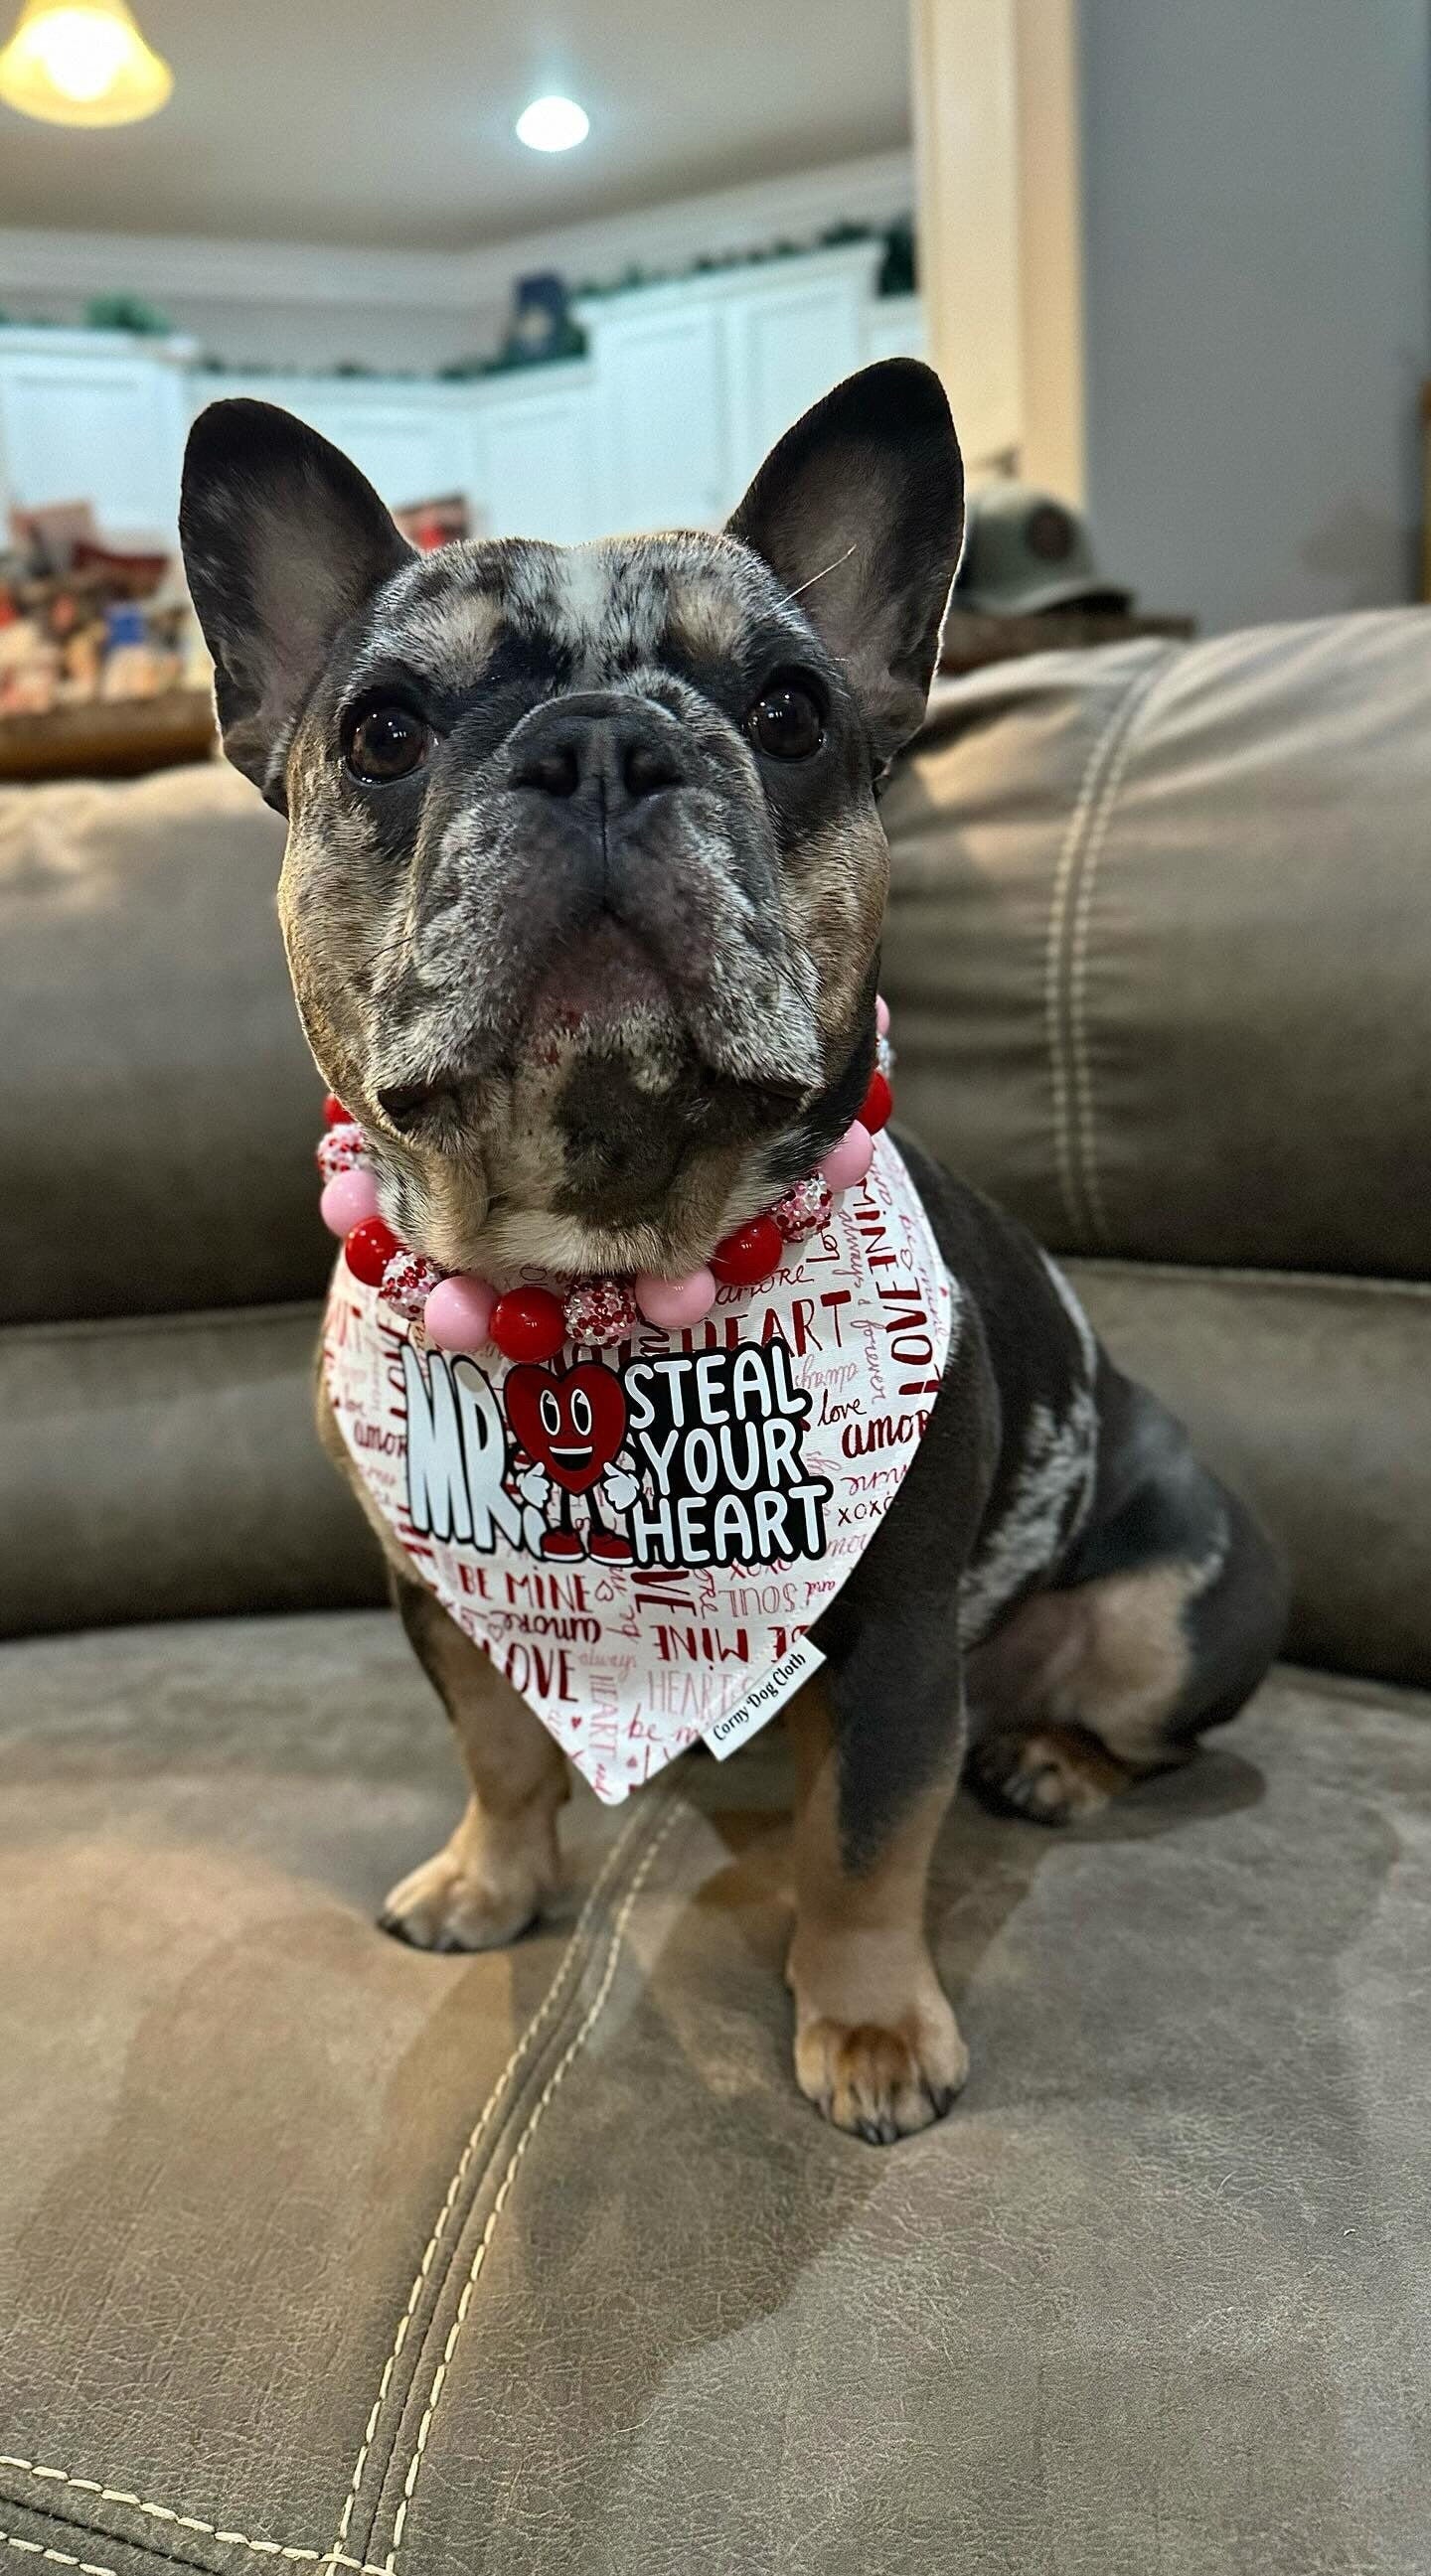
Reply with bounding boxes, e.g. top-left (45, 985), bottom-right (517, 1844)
top-left (467, 372), bottom-right (599, 543)
top-left (0, 329), bottom-right (193, 542)
top-left (576, 300), bottom-right (728, 534)
top-left (720, 253), bottom-right (877, 498)
top-left (577, 242), bottom-right (885, 530)
top-left (0, 250), bottom-right (923, 575)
